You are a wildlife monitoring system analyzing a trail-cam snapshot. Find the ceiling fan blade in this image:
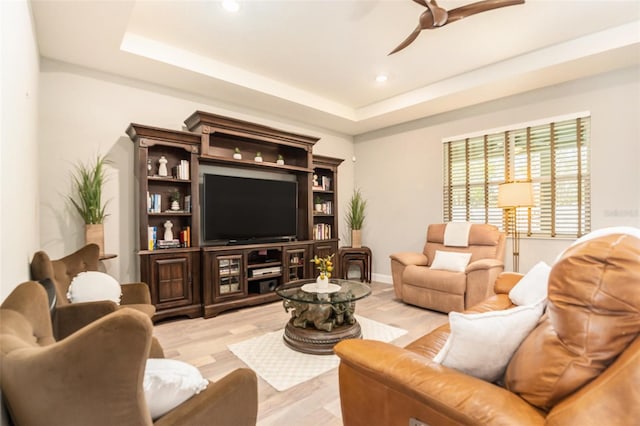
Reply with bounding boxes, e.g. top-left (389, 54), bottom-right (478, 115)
top-left (411, 0), bottom-right (429, 6)
top-left (388, 25), bottom-right (422, 55)
top-left (447, 0), bottom-right (524, 24)
top-left (423, 0), bottom-right (448, 27)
